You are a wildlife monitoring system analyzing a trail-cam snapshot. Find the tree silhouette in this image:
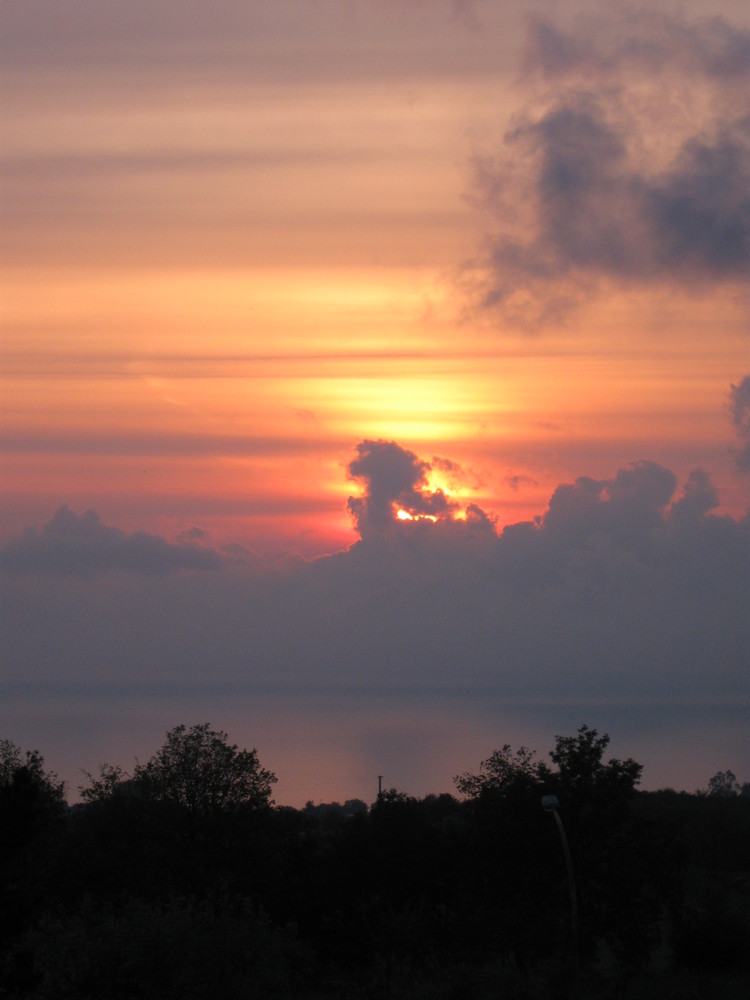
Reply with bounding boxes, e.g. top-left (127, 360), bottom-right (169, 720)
top-left (549, 725), bottom-right (642, 801)
top-left (6, 724), bottom-right (750, 997)
top-left (0, 739), bottom-right (65, 841)
top-left (455, 743), bottom-right (549, 800)
top-left (135, 723), bottom-right (276, 815)
top-left (707, 769), bottom-right (741, 798)
top-left (1, 740), bottom-right (67, 994)
top-left (80, 723), bottom-right (276, 816)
